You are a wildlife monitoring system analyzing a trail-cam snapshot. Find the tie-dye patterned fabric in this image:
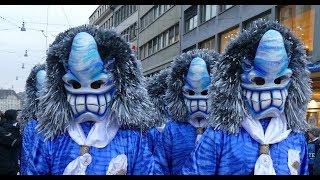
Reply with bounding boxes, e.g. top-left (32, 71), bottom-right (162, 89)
top-left (20, 119), bottom-right (38, 175)
top-left (181, 127), bottom-right (309, 175)
top-left (22, 122), bottom-right (154, 175)
top-left (146, 127), bottom-right (162, 154)
top-left (153, 120), bottom-right (198, 175)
